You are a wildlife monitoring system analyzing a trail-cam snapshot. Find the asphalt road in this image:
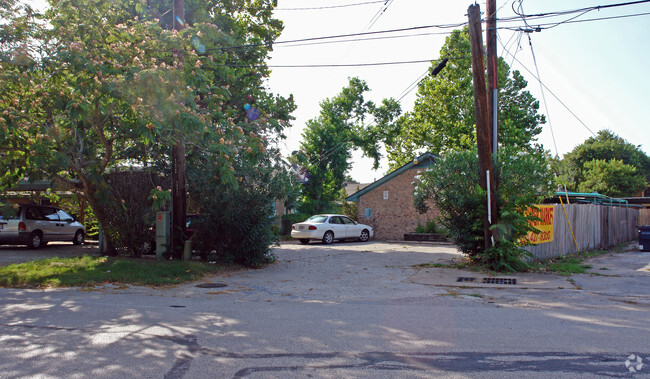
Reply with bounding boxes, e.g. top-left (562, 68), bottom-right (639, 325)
top-left (0, 241), bottom-right (648, 378)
